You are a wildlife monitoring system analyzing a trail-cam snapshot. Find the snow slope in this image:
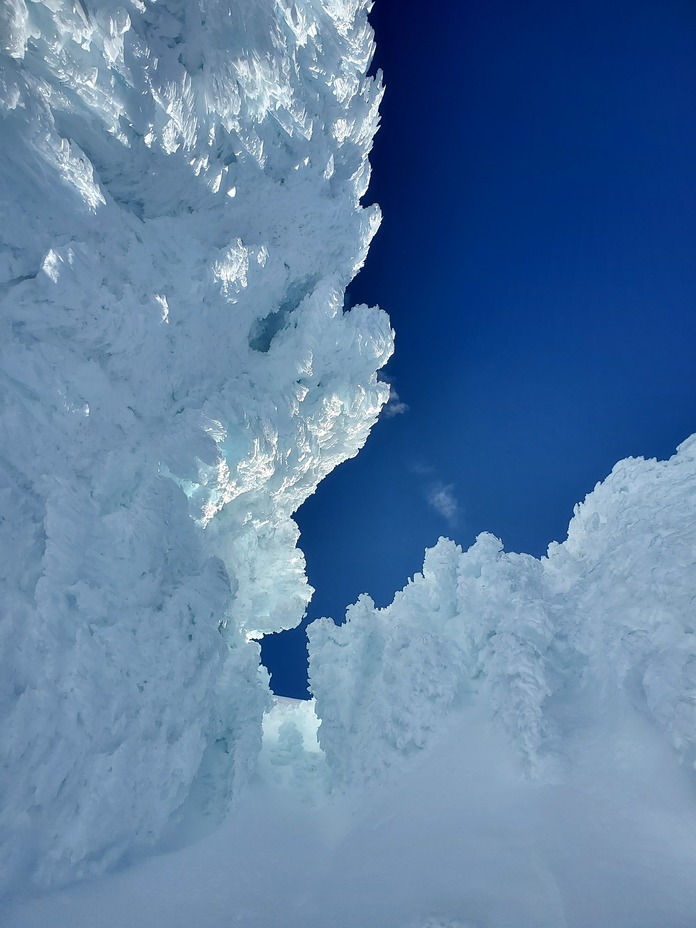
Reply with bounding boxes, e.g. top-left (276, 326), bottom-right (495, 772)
top-left (0, 0), bottom-right (390, 892)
